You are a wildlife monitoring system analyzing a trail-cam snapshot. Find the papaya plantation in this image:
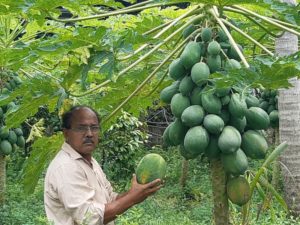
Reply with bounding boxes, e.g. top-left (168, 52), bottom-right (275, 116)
top-left (1, 0), bottom-right (300, 224)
